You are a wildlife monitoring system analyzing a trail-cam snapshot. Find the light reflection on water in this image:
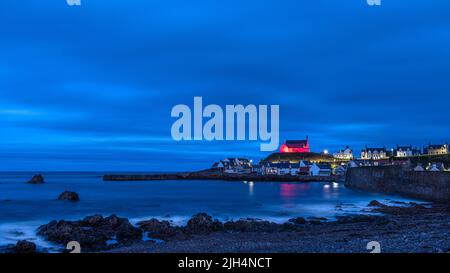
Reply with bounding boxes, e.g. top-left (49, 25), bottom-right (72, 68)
top-left (0, 172), bottom-right (418, 248)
